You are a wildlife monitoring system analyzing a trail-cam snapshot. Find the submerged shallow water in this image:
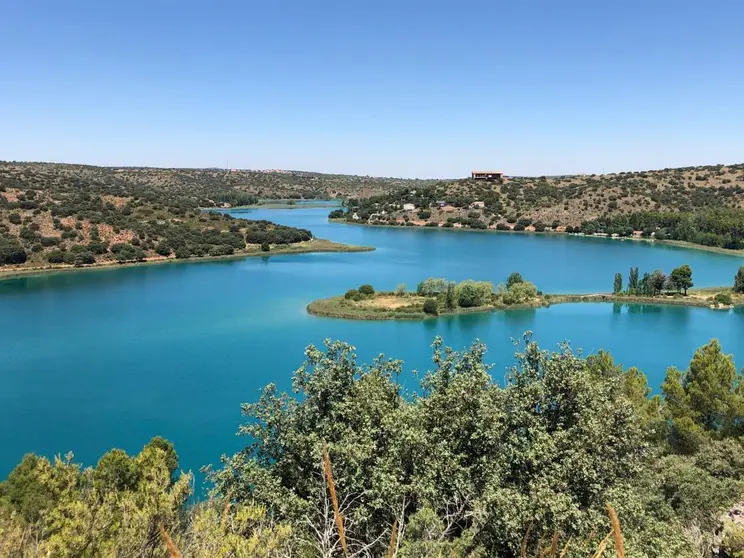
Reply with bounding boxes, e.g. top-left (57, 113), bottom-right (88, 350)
top-left (1, 206), bottom-right (743, 482)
